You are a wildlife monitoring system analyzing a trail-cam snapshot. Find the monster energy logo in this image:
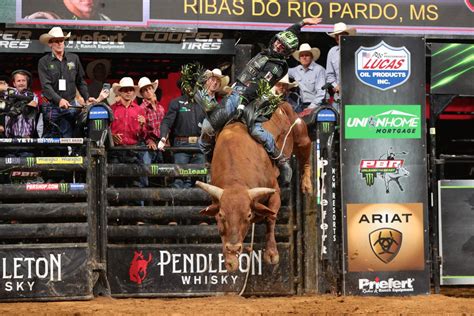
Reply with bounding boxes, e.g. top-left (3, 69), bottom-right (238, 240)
top-left (26, 157), bottom-right (35, 167)
top-left (59, 183), bottom-right (69, 193)
top-left (321, 122), bottom-right (331, 133)
top-left (94, 120), bottom-right (104, 130)
top-left (150, 164), bottom-right (159, 175)
top-left (364, 173), bottom-right (376, 186)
